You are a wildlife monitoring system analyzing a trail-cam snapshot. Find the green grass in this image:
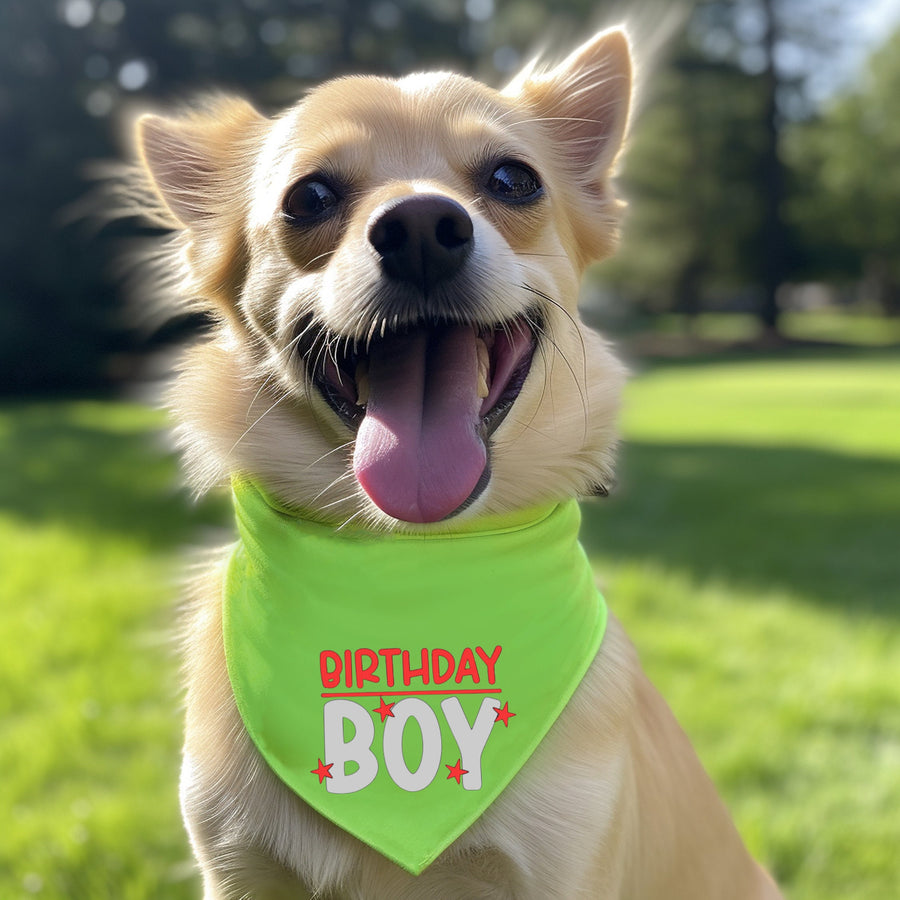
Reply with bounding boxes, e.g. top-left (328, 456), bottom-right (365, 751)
top-left (2, 349), bottom-right (898, 899)
top-left (648, 310), bottom-right (900, 346)
top-left (581, 348), bottom-right (900, 898)
top-left (782, 310), bottom-right (900, 346)
top-left (0, 401), bottom-right (226, 900)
